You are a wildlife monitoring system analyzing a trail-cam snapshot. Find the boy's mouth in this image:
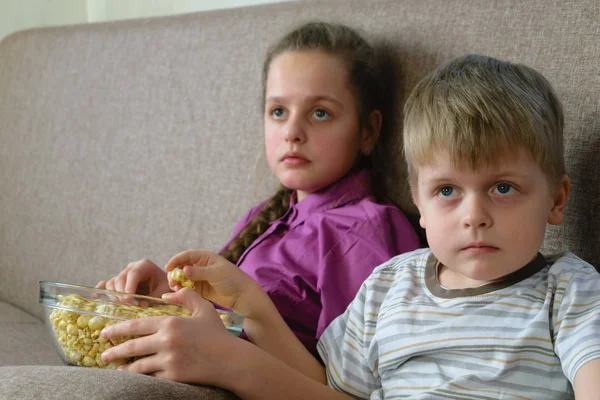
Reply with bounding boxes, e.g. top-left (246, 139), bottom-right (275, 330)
top-left (462, 242), bottom-right (499, 253)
